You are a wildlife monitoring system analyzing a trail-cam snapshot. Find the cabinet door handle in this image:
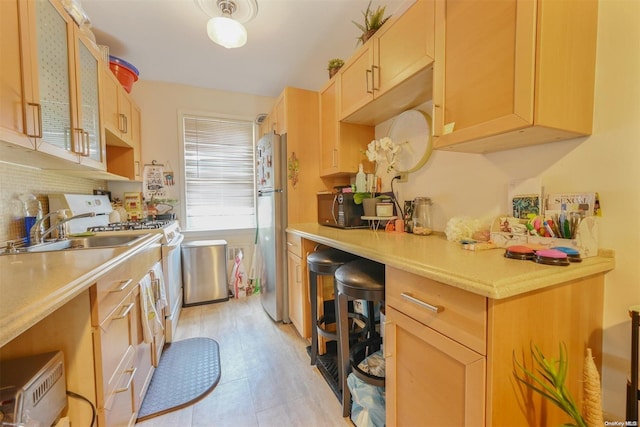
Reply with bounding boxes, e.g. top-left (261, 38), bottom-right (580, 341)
top-left (83, 130), bottom-right (90, 156)
top-left (118, 113), bottom-right (129, 133)
top-left (71, 128), bottom-right (85, 154)
top-left (371, 65), bottom-right (379, 92)
top-left (400, 292), bottom-right (444, 313)
top-left (113, 302), bottom-right (135, 320)
top-left (110, 279), bottom-right (133, 293)
top-left (26, 102), bottom-right (43, 138)
top-left (115, 367), bottom-right (137, 393)
top-left (366, 68), bottom-right (373, 94)
top-left (296, 264), bottom-right (302, 283)
top-left (332, 148), bottom-right (337, 167)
